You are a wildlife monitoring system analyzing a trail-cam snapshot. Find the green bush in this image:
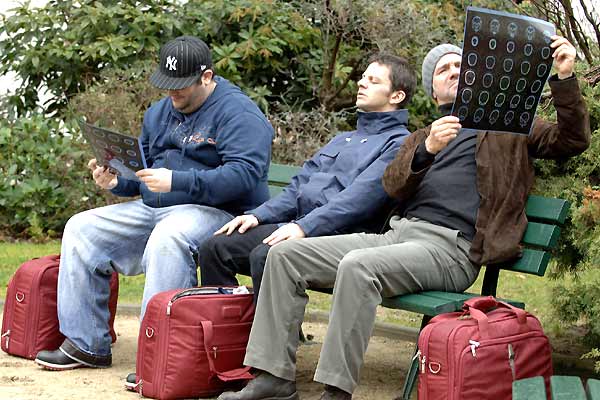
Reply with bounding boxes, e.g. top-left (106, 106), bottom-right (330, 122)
top-left (0, 0), bottom-right (182, 117)
top-left (0, 116), bottom-right (110, 240)
top-left (532, 69), bottom-right (600, 358)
